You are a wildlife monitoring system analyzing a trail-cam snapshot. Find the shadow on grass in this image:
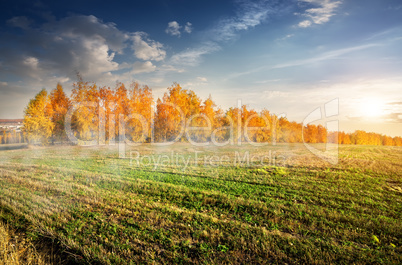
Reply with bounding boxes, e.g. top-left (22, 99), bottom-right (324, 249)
top-left (0, 144), bottom-right (28, 151)
top-left (0, 203), bottom-right (86, 265)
